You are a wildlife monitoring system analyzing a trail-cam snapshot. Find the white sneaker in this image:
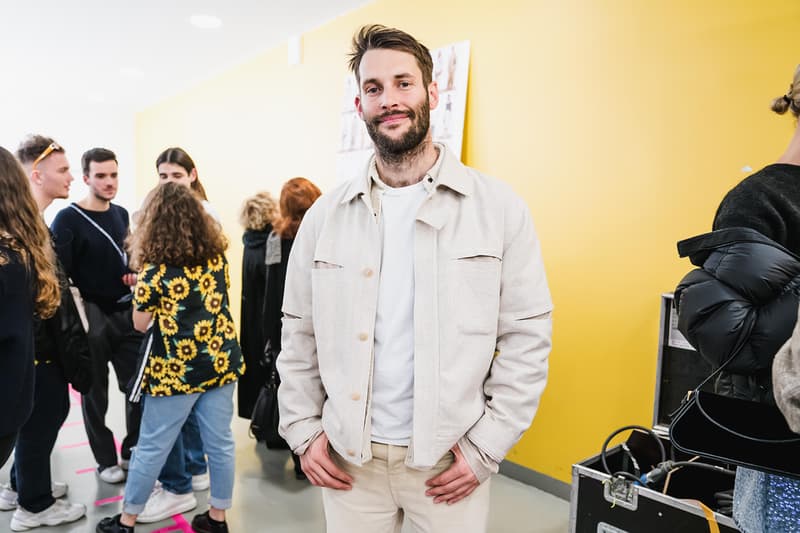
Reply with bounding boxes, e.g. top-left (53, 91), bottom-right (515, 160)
top-left (98, 465), bottom-right (126, 484)
top-left (9, 499), bottom-right (86, 531)
top-left (191, 472), bottom-right (210, 491)
top-left (136, 487), bottom-right (197, 523)
top-left (0, 482), bottom-right (68, 511)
